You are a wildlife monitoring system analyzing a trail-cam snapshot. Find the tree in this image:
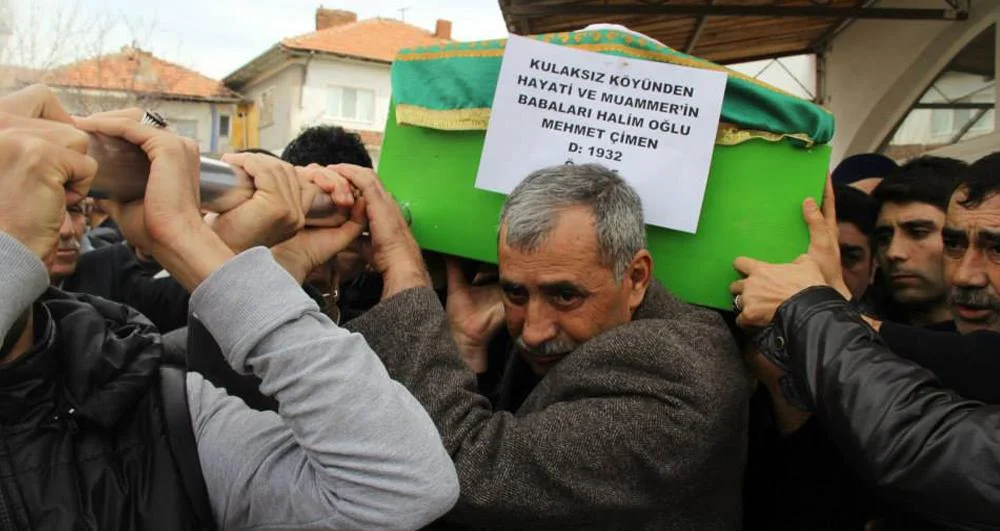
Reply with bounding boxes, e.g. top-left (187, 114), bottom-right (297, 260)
top-left (0, 0), bottom-right (162, 114)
